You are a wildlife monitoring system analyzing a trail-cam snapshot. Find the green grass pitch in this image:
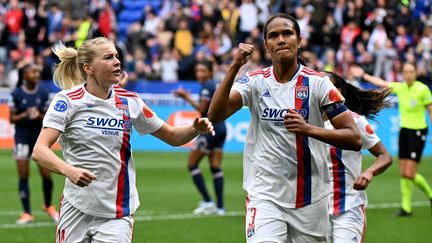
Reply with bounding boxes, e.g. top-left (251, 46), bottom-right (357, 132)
top-left (0, 149), bottom-right (431, 242)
